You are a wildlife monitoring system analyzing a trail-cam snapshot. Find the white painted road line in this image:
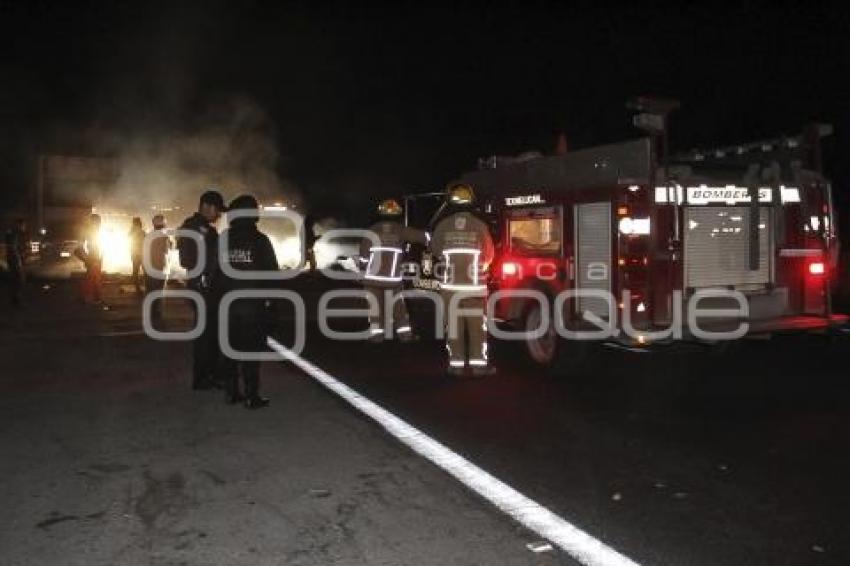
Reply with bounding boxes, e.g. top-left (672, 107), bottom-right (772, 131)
top-left (267, 337), bottom-right (642, 566)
